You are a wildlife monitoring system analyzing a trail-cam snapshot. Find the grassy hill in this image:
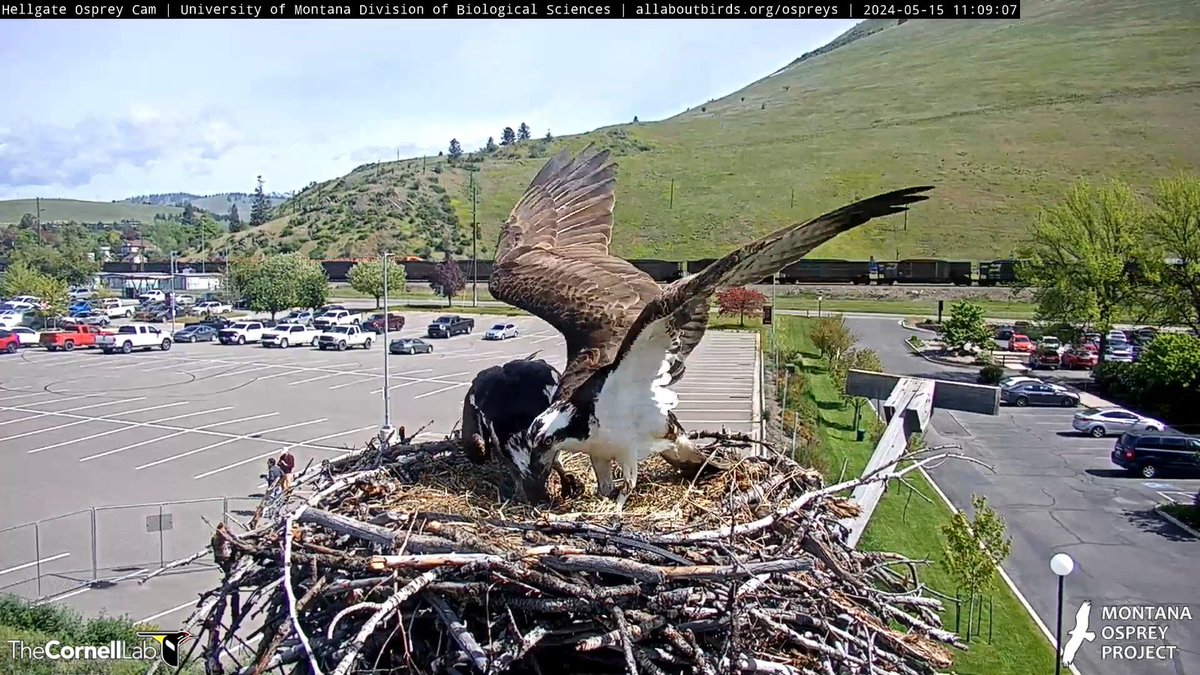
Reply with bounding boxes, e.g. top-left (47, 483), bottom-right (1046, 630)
top-left (212, 0), bottom-right (1200, 262)
top-left (0, 199), bottom-right (182, 225)
top-left (120, 192), bottom-right (289, 217)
